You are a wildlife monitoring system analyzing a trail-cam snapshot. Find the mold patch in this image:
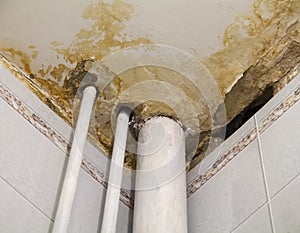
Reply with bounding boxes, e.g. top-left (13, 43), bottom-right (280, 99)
top-left (1, 0), bottom-right (300, 171)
